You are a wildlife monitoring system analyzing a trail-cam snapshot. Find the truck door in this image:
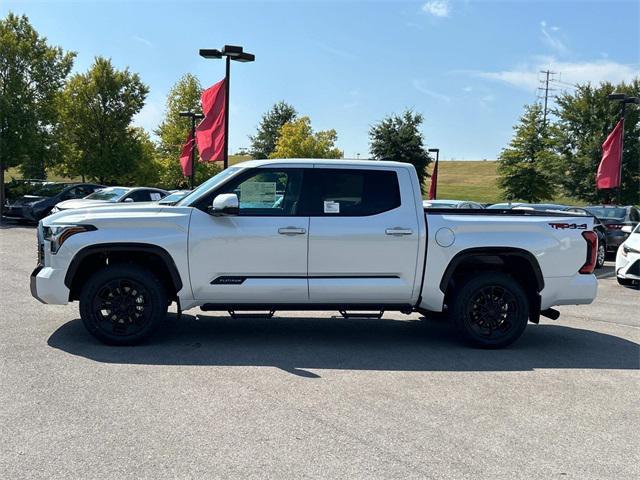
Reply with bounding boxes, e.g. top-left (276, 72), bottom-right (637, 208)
top-left (305, 167), bottom-right (421, 303)
top-left (188, 168), bottom-right (309, 303)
